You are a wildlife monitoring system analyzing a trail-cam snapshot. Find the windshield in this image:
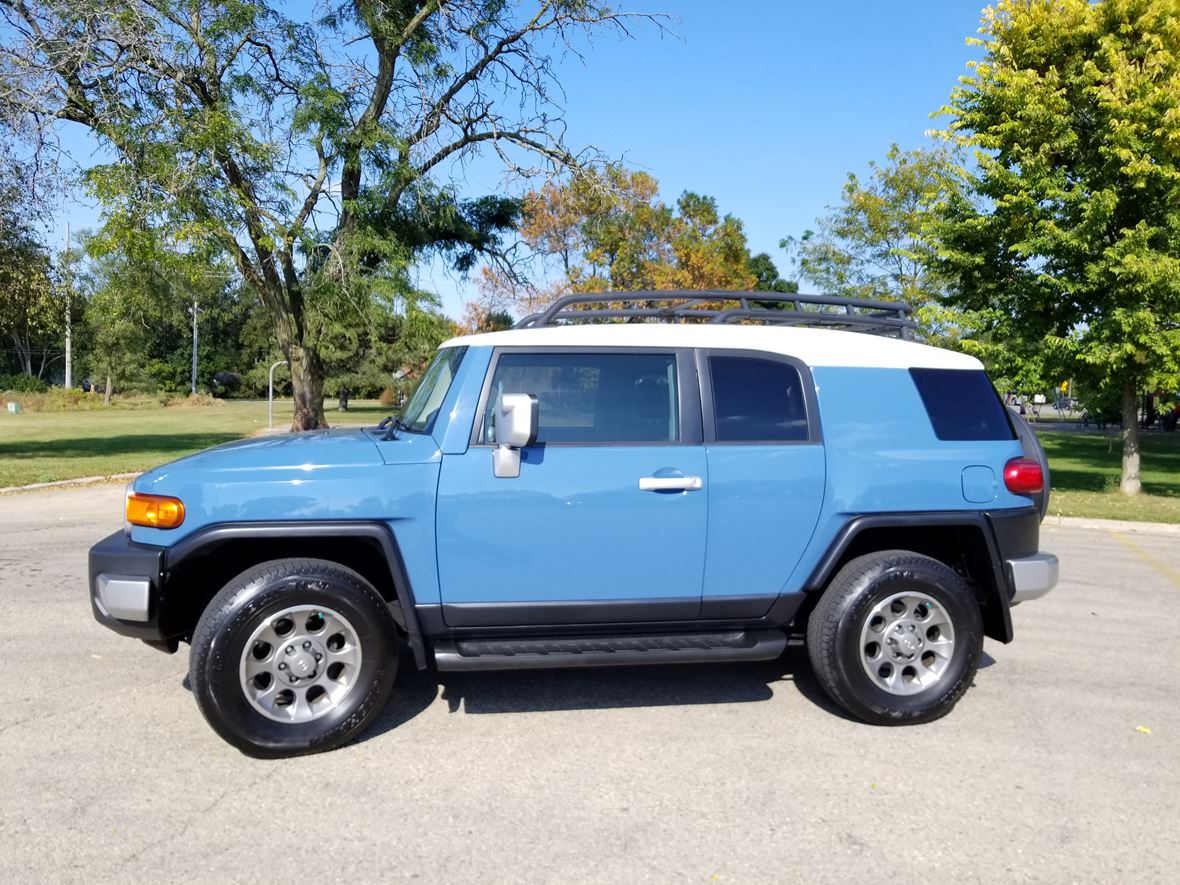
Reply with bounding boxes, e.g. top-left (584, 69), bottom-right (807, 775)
top-left (399, 347), bottom-right (467, 434)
